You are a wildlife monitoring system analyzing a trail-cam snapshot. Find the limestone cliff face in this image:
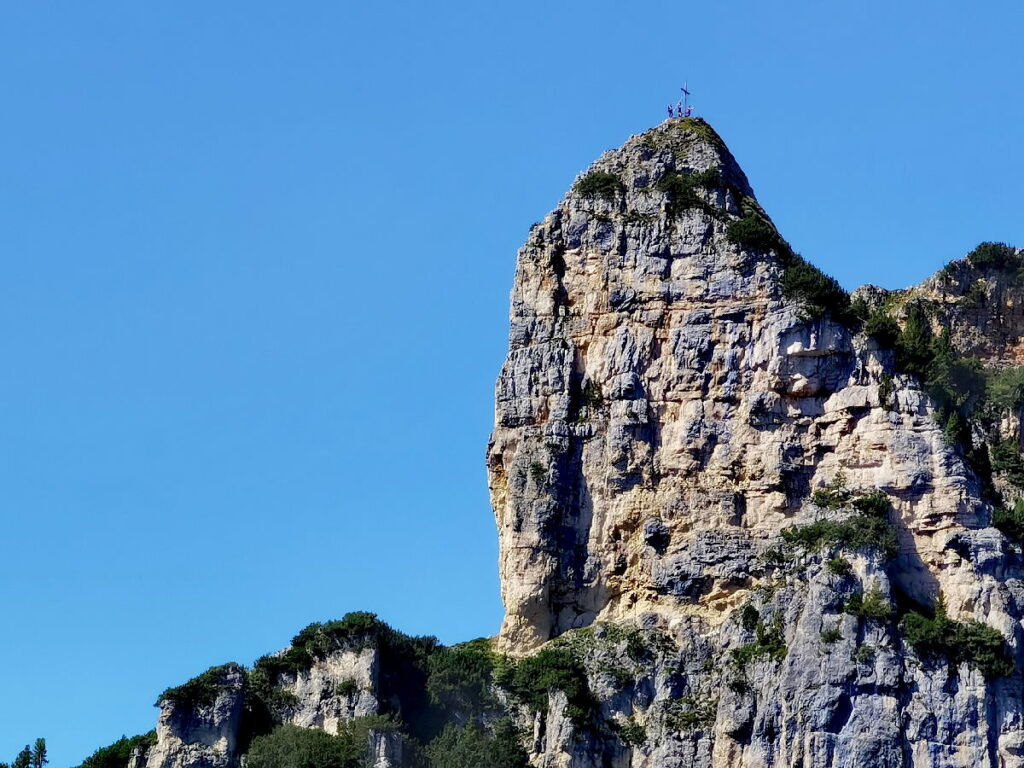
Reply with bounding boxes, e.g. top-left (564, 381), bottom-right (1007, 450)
top-left (272, 645), bottom-right (380, 732)
top-left (142, 664), bottom-right (246, 768)
top-left (487, 118), bottom-right (1024, 765)
top-left (488, 117), bottom-right (994, 649)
